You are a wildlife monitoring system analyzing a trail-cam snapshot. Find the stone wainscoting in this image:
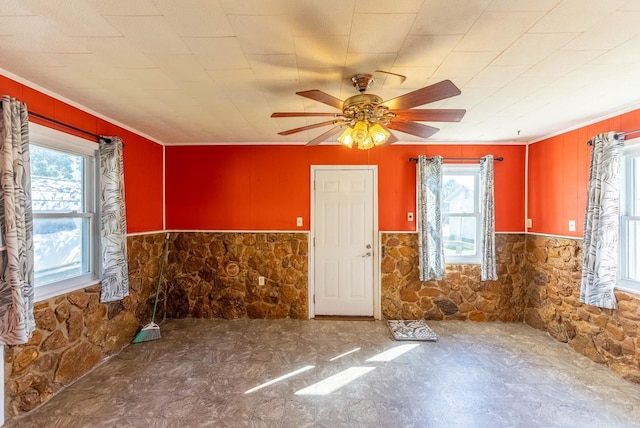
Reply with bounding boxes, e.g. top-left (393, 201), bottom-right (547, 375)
top-left (6, 231), bottom-right (640, 419)
top-left (163, 232), bottom-right (308, 320)
top-left (381, 233), bottom-right (527, 322)
top-left (4, 233), bottom-right (165, 417)
top-left (524, 235), bottom-right (640, 383)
